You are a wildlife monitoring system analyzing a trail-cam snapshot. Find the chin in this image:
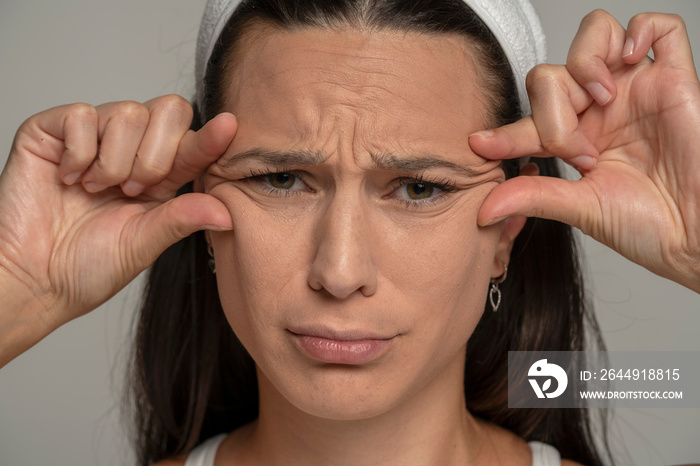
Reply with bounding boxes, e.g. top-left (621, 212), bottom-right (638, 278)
top-left (260, 362), bottom-right (417, 422)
